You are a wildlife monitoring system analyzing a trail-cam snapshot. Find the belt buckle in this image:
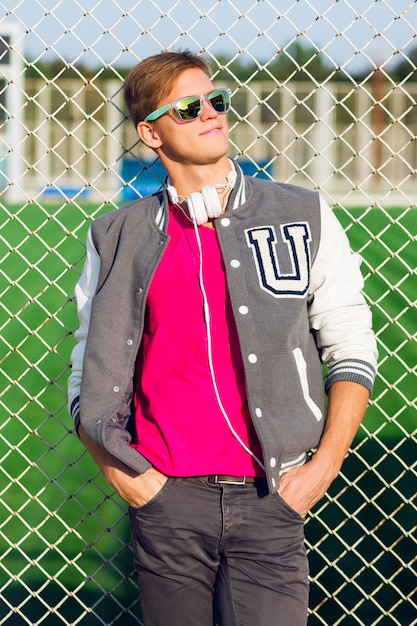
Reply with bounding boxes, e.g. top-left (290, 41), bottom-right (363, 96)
top-left (215, 475), bottom-right (247, 485)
